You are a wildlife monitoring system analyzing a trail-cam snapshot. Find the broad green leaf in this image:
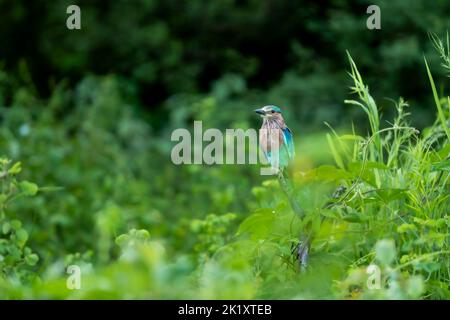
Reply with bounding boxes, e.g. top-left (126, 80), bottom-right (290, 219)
top-left (342, 211), bottom-right (367, 223)
top-left (10, 220), bottom-right (22, 229)
top-left (16, 229), bottom-right (29, 246)
top-left (437, 143), bottom-right (450, 159)
top-left (25, 253), bottom-right (39, 266)
top-left (136, 230), bottom-right (150, 240)
top-left (320, 209), bottom-right (341, 220)
top-left (296, 165), bottom-right (351, 183)
top-left (374, 188), bottom-right (408, 203)
top-left (2, 222), bottom-right (10, 234)
top-left (19, 181), bottom-right (39, 196)
top-left (348, 161), bottom-right (388, 186)
top-left (237, 208), bottom-right (275, 240)
top-left (115, 234), bottom-right (130, 246)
